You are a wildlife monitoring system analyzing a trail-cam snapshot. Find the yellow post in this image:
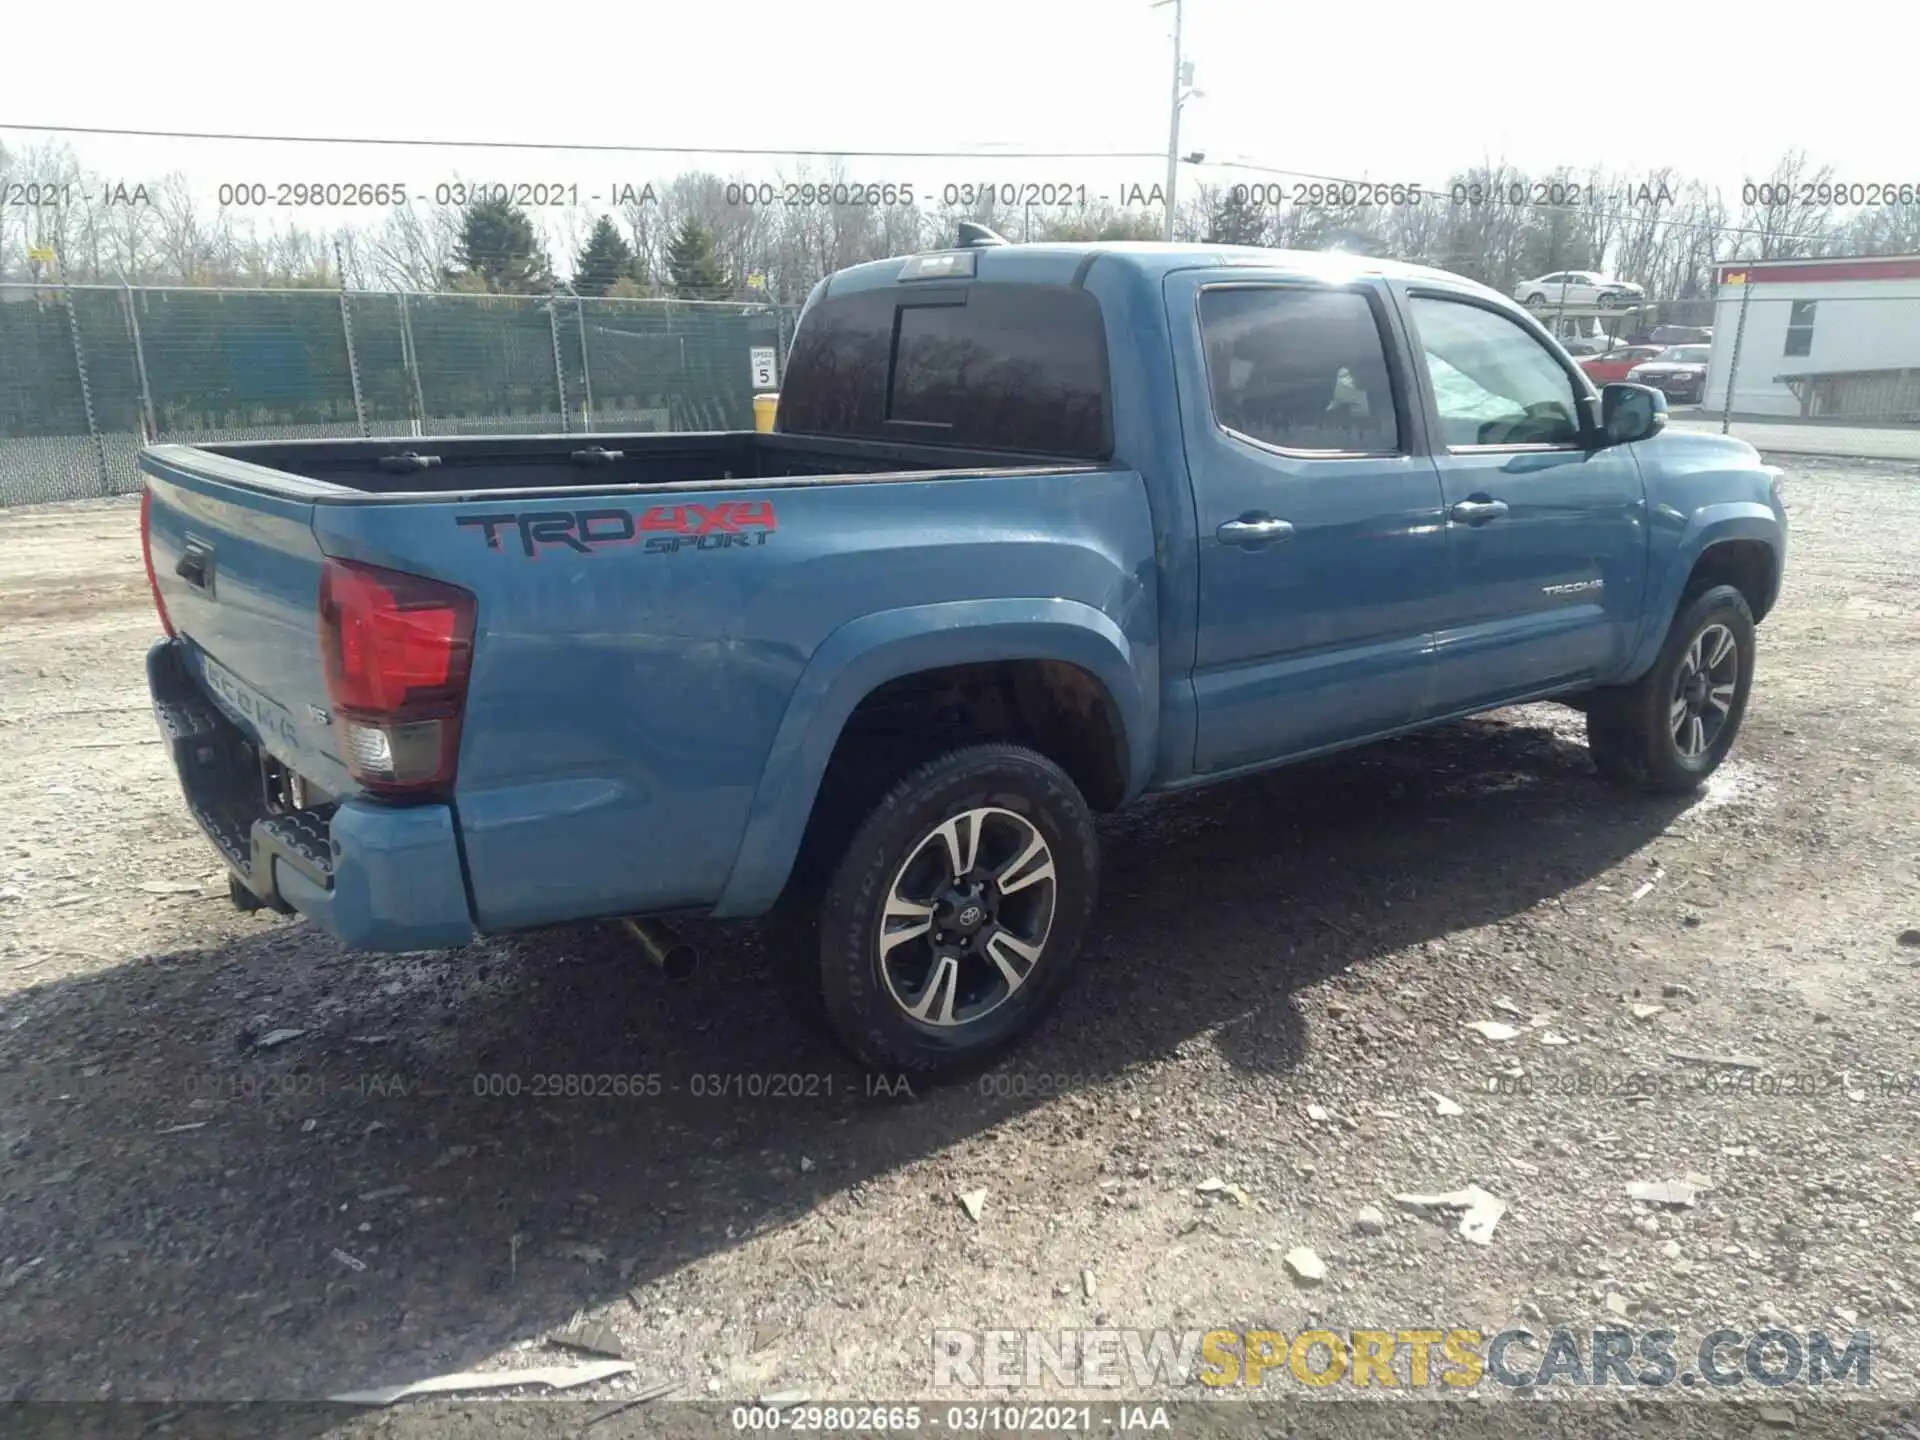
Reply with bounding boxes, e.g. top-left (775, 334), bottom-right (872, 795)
top-left (753, 393), bottom-right (779, 433)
